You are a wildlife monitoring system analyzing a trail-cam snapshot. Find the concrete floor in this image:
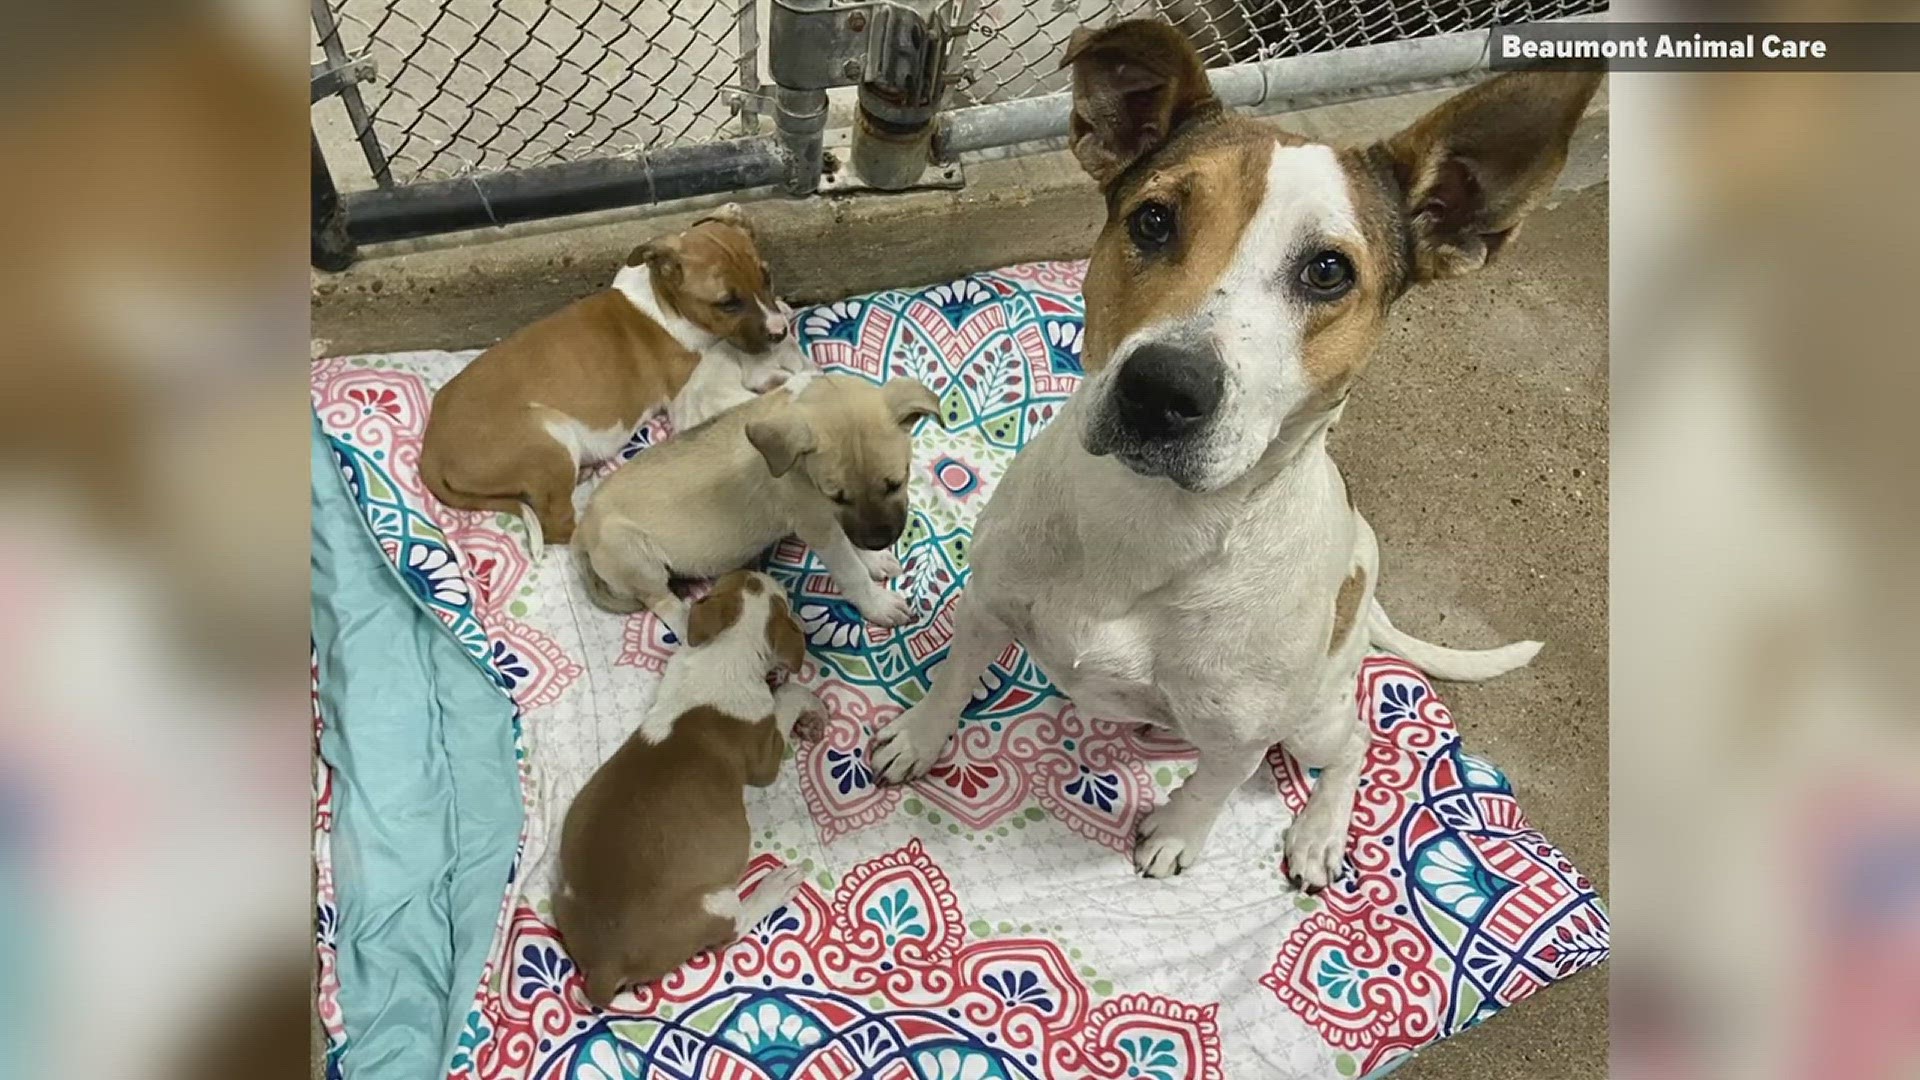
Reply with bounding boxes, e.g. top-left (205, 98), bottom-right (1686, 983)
top-left (1342, 182), bottom-right (1609, 1080)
